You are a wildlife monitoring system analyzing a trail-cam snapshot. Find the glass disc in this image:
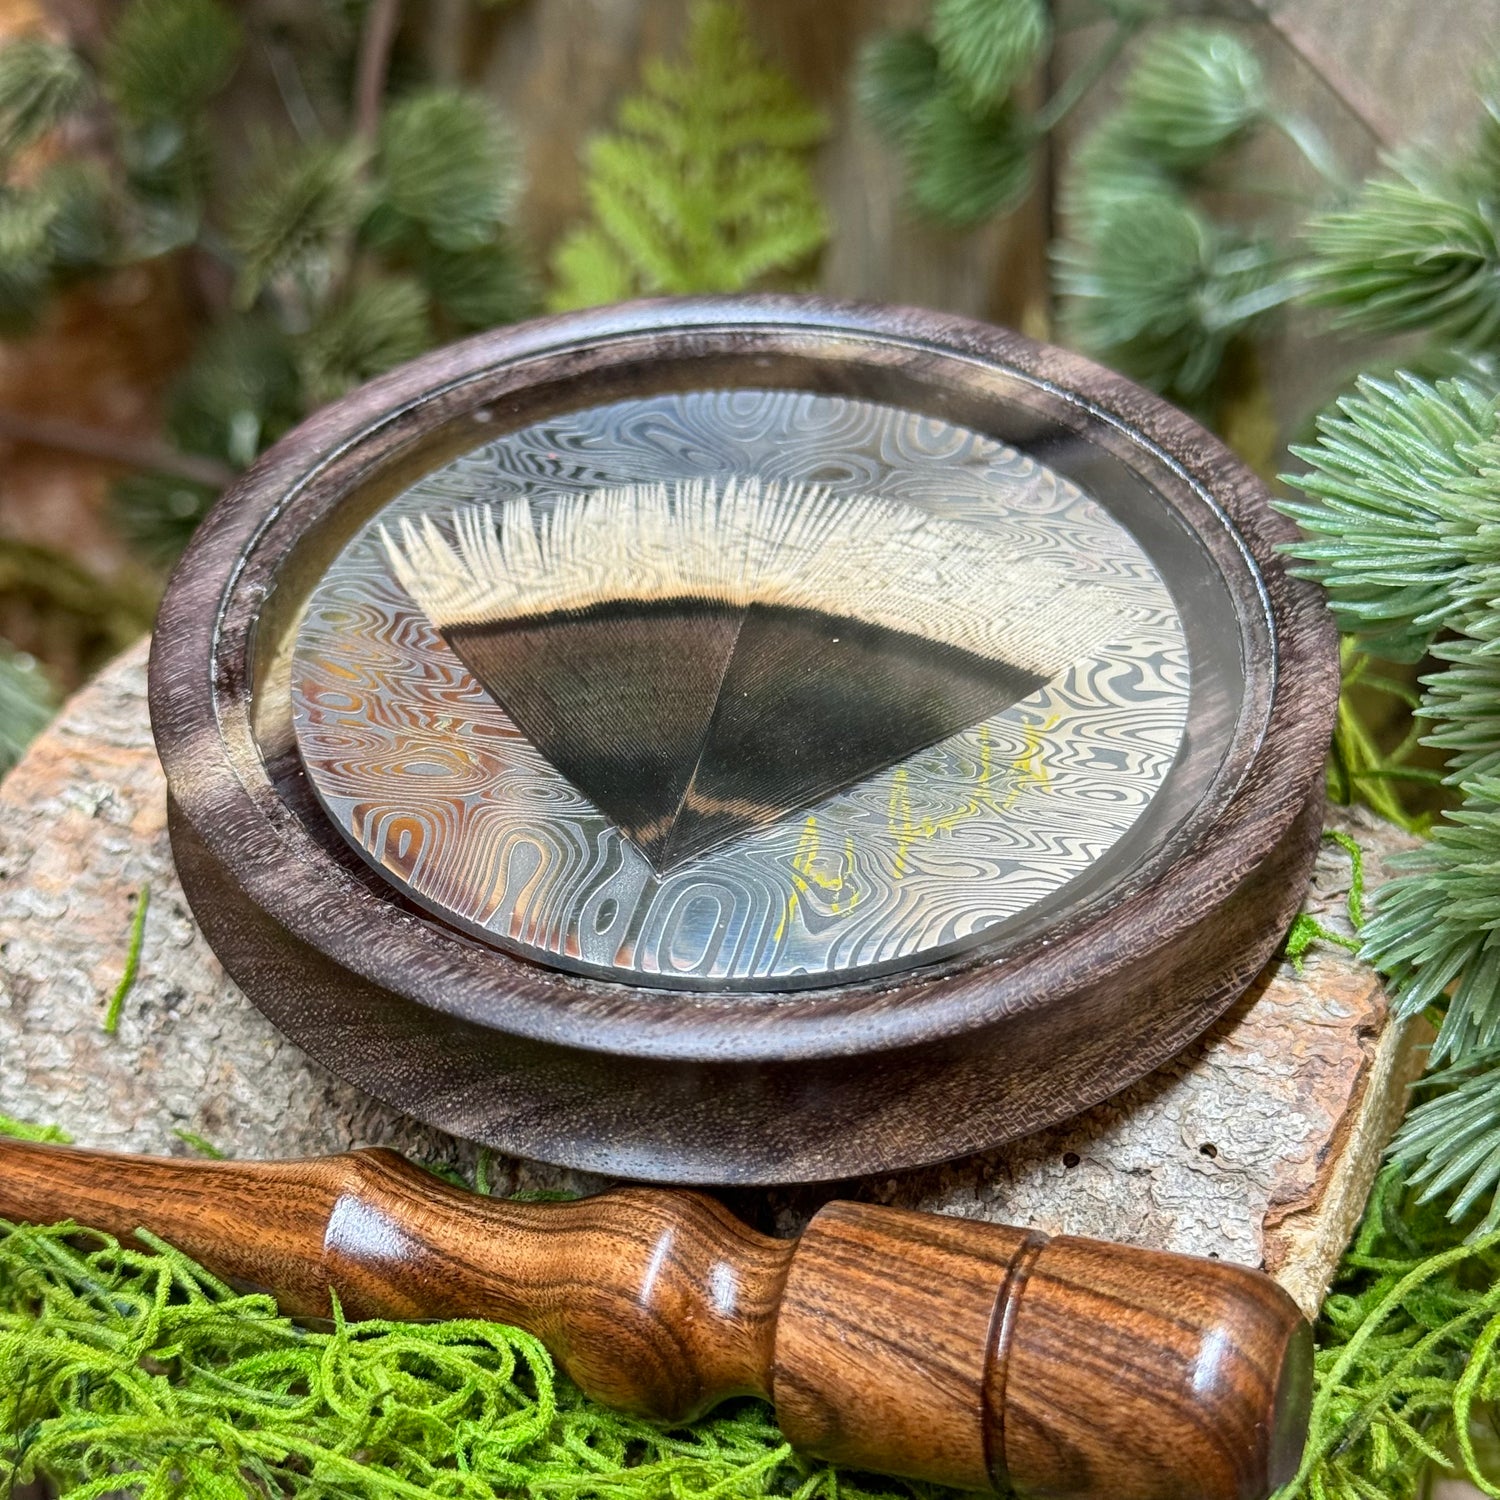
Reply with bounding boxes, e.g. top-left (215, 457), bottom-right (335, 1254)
top-left (290, 387), bottom-right (1211, 991)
